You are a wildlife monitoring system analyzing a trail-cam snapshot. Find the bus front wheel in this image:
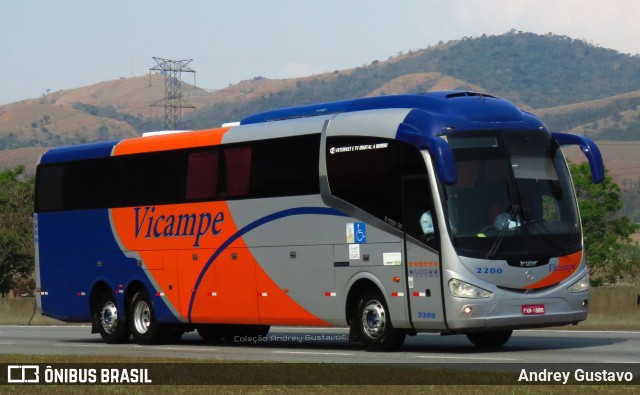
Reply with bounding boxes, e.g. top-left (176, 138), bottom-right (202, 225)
top-left (355, 292), bottom-right (405, 351)
top-left (96, 291), bottom-right (130, 344)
